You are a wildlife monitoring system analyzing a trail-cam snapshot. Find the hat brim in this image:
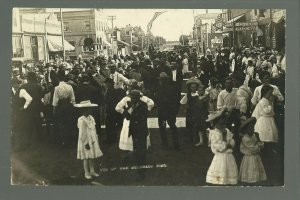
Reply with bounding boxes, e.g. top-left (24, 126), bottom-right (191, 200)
top-left (186, 79), bottom-right (202, 87)
top-left (74, 103), bottom-right (98, 108)
top-left (206, 108), bottom-right (226, 122)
